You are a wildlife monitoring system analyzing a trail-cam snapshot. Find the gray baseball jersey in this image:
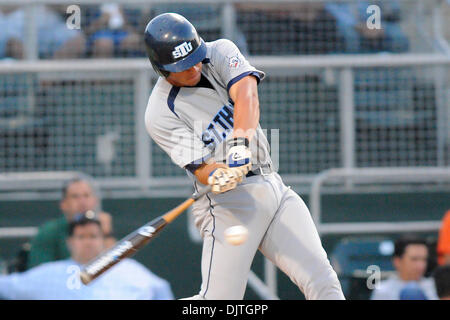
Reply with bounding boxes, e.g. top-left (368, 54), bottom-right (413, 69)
top-left (145, 39), bottom-right (271, 177)
top-left (145, 39), bottom-right (344, 300)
